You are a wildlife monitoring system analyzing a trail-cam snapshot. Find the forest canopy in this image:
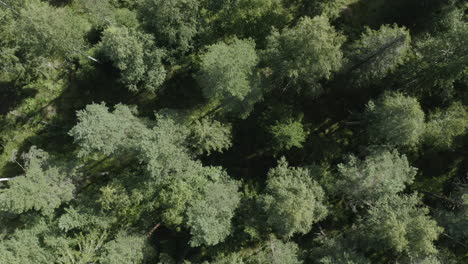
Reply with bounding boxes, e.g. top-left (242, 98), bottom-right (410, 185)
top-left (0, 0), bottom-right (467, 263)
